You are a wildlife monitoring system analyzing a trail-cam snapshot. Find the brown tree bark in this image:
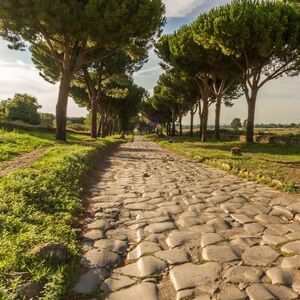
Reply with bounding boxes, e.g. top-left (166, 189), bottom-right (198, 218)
top-left (190, 108), bottom-right (194, 137)
top-left (56, 73), bottom-right (71, 141)
top-left (179, 112), bottom-right (183, 136)
top-left (91, 98), bottom-right (98, 139)
top-left (214, 95), bottom-right (222, 140)
top-left (201, 84), bottom-right (210, 143)
top-left (246, 90), bottom-right (258, 143)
